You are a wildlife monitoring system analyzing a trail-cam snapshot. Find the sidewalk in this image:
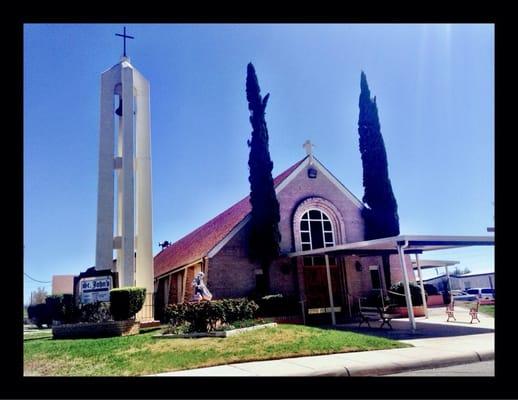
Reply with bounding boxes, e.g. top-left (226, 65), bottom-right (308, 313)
top-left (150, 307), bottom-right (494, 377)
